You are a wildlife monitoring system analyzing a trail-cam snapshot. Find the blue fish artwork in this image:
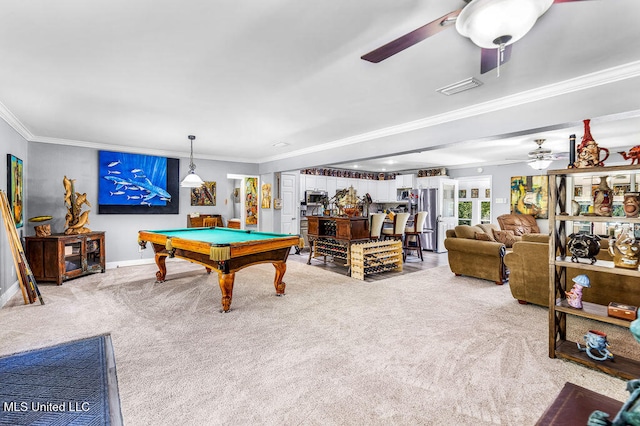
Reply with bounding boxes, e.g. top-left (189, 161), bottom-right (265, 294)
top-left (98, 151), bottom-right (179, 214)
